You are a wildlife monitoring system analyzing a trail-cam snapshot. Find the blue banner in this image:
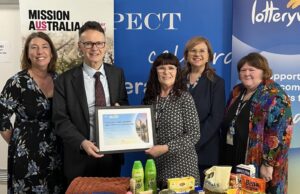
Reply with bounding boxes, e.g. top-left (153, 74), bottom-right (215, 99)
top-left (114, 0), bottom-right (233, 176)
top-left (115, 0), bottom-right (233, 105)
top-left (232, 0), bottom-right (300, 192)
